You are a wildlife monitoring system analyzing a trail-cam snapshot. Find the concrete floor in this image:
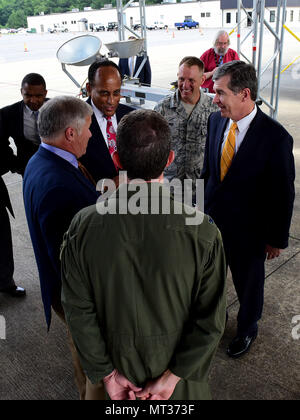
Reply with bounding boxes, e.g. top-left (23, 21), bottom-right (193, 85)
top-left (0, 29), bottom-right (299, 400)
